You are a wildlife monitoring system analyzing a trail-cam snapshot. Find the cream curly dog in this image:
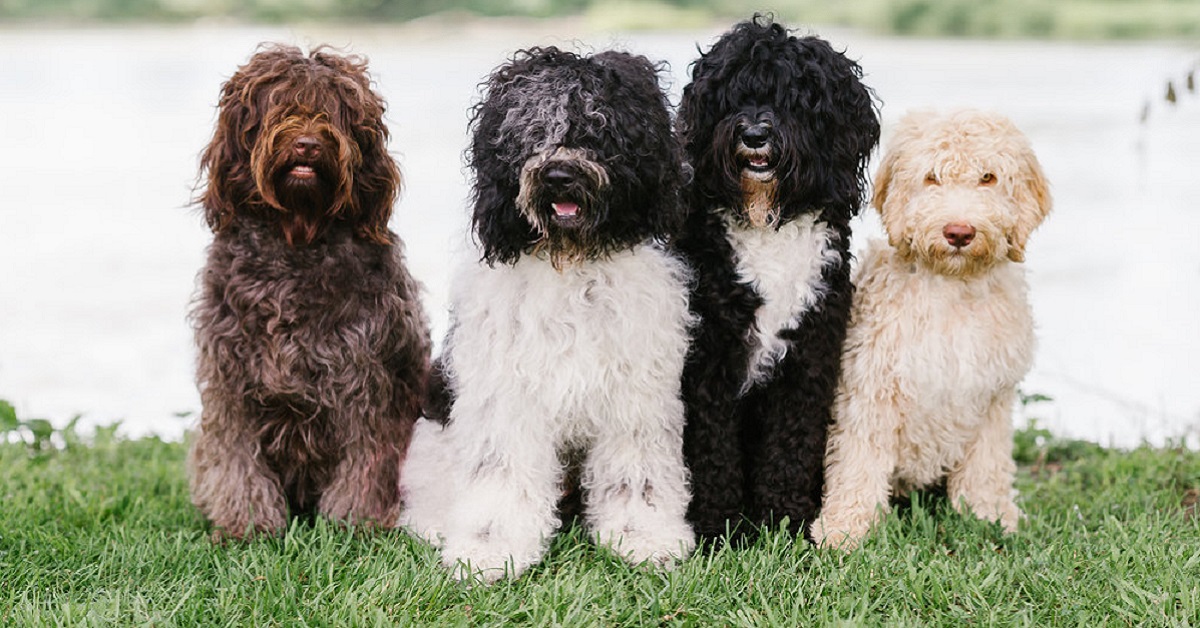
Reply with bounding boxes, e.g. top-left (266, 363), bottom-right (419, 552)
top-left (811, 109), bottom-right (1052, 549)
